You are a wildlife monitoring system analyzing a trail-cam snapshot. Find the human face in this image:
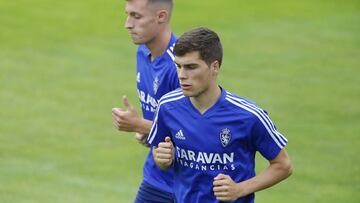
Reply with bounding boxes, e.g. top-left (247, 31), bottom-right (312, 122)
top-left (175, 51), bottom-right (219, 98)
top-left (124, 0), bottom-right (160, 44)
